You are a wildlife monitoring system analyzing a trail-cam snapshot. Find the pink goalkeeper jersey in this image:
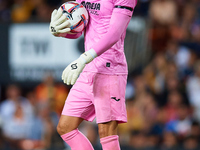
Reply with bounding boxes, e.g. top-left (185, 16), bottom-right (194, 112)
top-left (77, 0), bottom-right (137, 74)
